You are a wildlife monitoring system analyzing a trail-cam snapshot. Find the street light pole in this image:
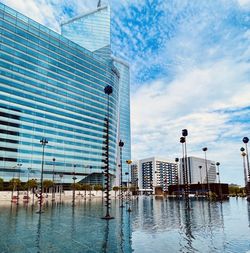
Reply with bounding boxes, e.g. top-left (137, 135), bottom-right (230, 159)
top-left (72, 164), bottom-right (77, 207)
top-left (37, 138), bottom-right (48, 213)
top-left (27, 167), bottom-right (32, 199)
top-left (175, 158), bottom-right (180, 198)
top-left (199, 165), bottom-right (203, 196)
top-left (17, 163), bottom-right (22, 201)
top-left (240, 147), bottom-right (247, 187)
top-left (52, 158), bottom-right (56, 201)
top-left (216, 162), bottom-right (222, 203)
top-left (202, 147), bottom-right (210, 198)
top-left (119, 140), bottom-right (125, 208)
top-left (102, 85), bottom-right (114, 220)
top-left (242, 137), bottom-right (250, 202)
